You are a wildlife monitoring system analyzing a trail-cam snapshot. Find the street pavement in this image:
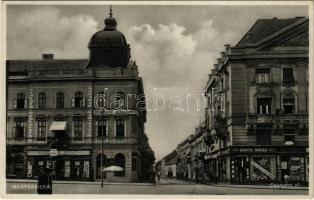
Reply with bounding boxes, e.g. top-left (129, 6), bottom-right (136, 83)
top-left (6, 178), bottom-right (308, 195)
